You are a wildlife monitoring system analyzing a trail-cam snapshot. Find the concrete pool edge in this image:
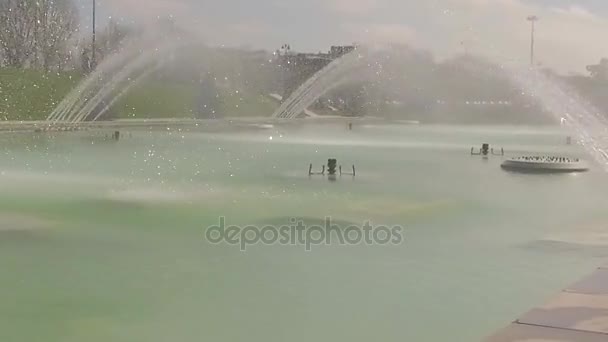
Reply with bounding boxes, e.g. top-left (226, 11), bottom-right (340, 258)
top-left (0, 117), bottom-right (387, 133)
top-left (486, 266), bottom-right (608, 341)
